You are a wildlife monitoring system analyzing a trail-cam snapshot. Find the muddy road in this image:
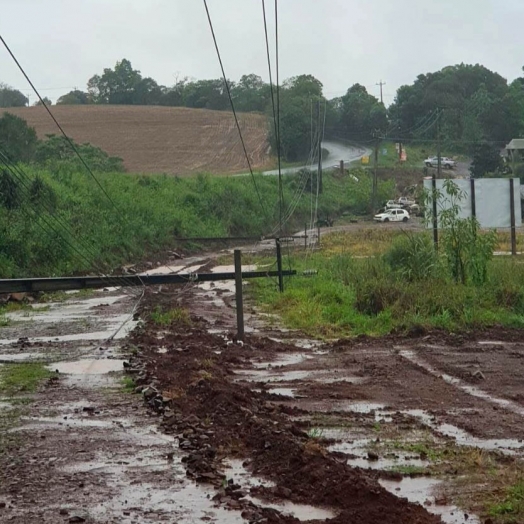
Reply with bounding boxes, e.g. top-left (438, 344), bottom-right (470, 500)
top-left (0, 248), bottom-right (523, 523)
